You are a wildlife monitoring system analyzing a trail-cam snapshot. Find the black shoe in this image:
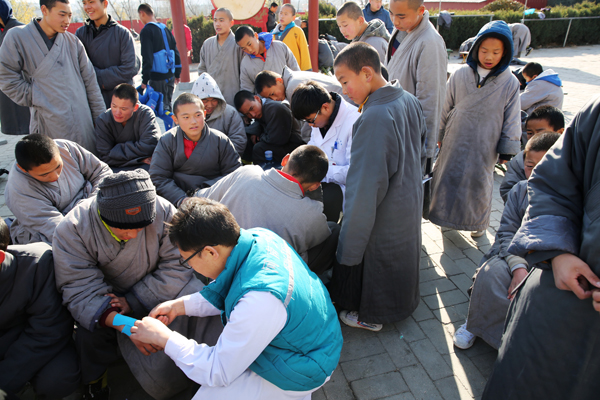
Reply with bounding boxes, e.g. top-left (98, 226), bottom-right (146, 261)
top-left (526, 46), bottom-right (533, 56)
top-left (82, 380), bottom-right (110, 400)
top-left (0, 168), bottom-right (8, 177)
